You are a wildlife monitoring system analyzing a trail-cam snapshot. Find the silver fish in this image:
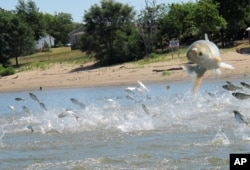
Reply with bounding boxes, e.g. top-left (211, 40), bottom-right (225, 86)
top-left (182, 34), bottom-right (234, 93)
top-left (22, 106), bottom-right (31, 114)
top-left (29, 92), bottom-right (40, 103)
top-left (39, 102), bottom-right (47, 111)
top-left (8, 105), bottom-right (17, 114)
top-left (15, 97), bottom-right (25, 102)
top-left (226, 81), bottom-right (233, 85)
top-left (240, 82), bottom-right (250, 89)
top-left (232, 92), bottom-right (250, 100)
top-left (142, 104), bottom-right (150, 115)
top-left (222, 84), bottom-right (242, 91)
top-left (233, 110), bottom-right (248, 125)
top-left (58, 109), bottom-right (79, 121)
top-left (70, 98), bottom-right (85, 109)
top-left (58, 112), bottom-right (68, 118)
top-left (137, 81), bottom-right (149, 92)
top-left (67, 109), bottom-right (79, 121)
top-left (125, 94), bottom-right (137, 102)
top-left (27, 125), bottom-right (34, 132)
top-left (125, 86), bottom-right (137, 94)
